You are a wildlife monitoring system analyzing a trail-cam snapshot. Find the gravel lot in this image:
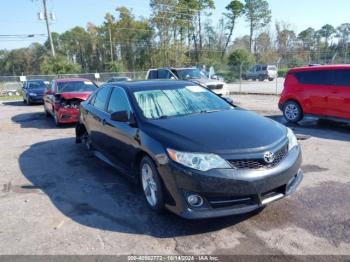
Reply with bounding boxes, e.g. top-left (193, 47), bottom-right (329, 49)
top-left (0, 95), bottom-right (349, 256)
